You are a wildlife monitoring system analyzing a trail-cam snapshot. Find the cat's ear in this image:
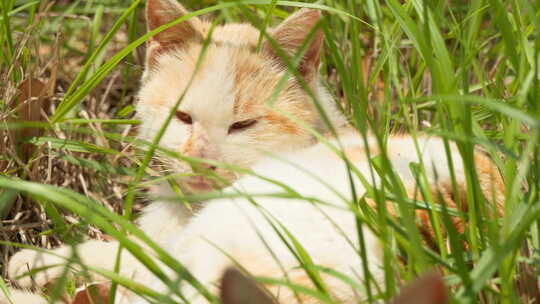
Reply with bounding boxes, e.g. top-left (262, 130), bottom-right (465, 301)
top-left (220, 268), bottom-right (277, 304)
top-left (262, 8), bottom-right (323, 82)
top-left (146, 0), bottom-right (203, 66)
